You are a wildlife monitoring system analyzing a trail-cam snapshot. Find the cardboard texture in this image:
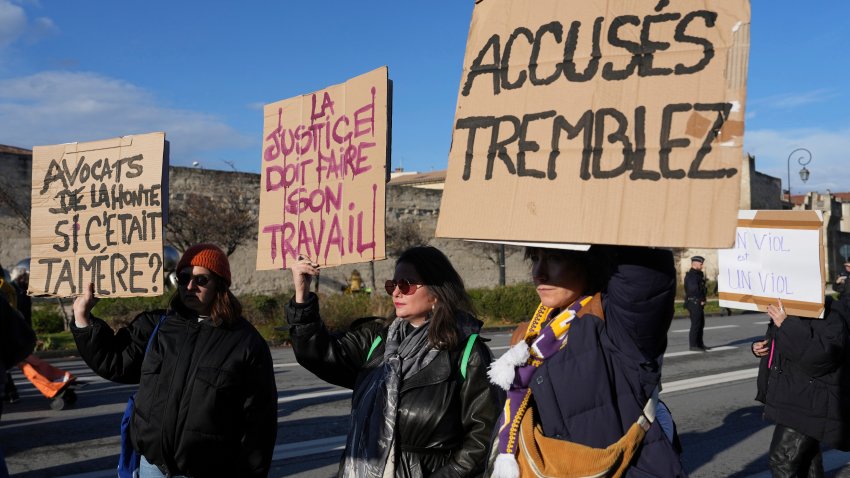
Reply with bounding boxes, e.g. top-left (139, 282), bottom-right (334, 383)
top-left (257, 67), bottom-right (389, 270)
top-left (436, 0), bottom-right (751, 248)
top-left (718, 210), bottom-right (825, 318)
top-left (29, 132), bottom-right (168, 298)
